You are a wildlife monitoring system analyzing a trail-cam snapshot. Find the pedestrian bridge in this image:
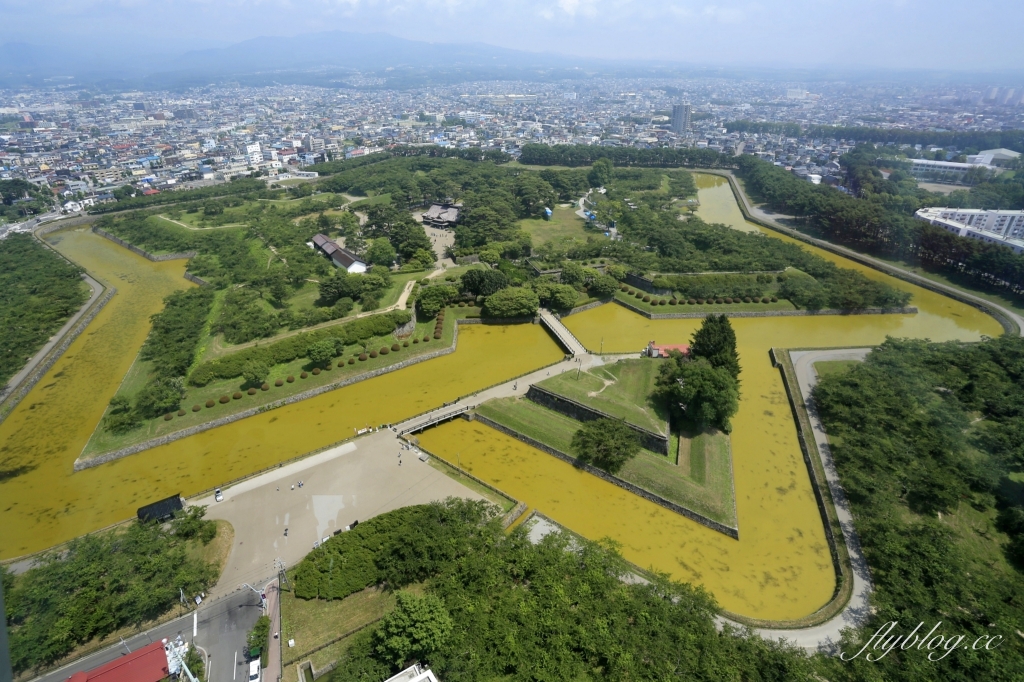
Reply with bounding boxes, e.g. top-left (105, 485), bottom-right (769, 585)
top-left (398, 405), bottom-right (470, 435)
top-left (538, 308), bottom-right (588, 356)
